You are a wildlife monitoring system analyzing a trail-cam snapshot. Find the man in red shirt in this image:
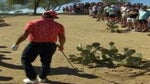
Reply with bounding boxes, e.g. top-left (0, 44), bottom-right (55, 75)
top-left (11, 11), bottom-right (66, 83)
